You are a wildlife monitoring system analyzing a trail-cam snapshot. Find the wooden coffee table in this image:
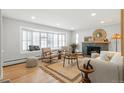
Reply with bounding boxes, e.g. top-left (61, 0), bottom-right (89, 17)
top-left (63, 53), bottom-right (78, 67)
